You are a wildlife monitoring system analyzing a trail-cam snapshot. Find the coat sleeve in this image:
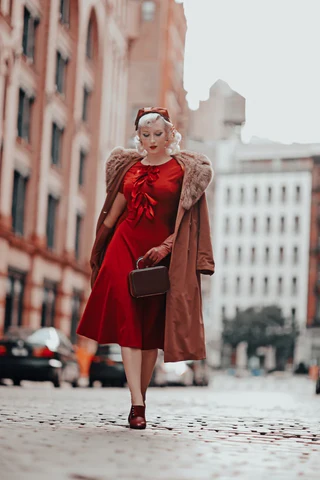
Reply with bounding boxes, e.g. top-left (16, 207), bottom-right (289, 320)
top-left (196, 194), bottom-right (215, 275)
